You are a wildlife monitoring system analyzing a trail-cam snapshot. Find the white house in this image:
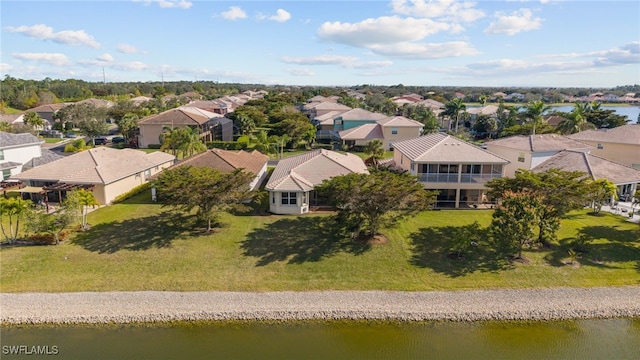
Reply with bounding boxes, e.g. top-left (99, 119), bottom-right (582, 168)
top-left (0, 132), bottom-right (43, 180)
